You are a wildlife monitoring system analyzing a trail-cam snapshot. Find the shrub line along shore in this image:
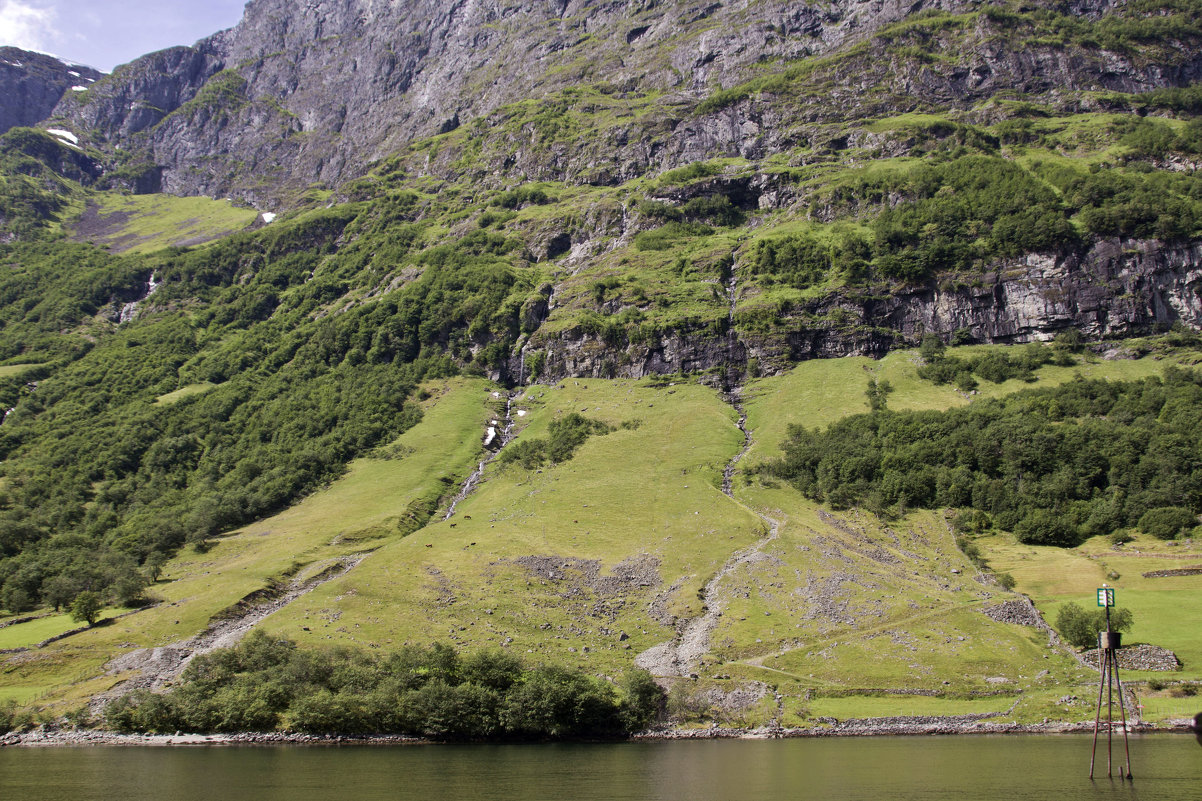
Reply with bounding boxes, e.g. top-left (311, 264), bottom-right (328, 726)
top-left (2, 720), bottom-right (1195, 747)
